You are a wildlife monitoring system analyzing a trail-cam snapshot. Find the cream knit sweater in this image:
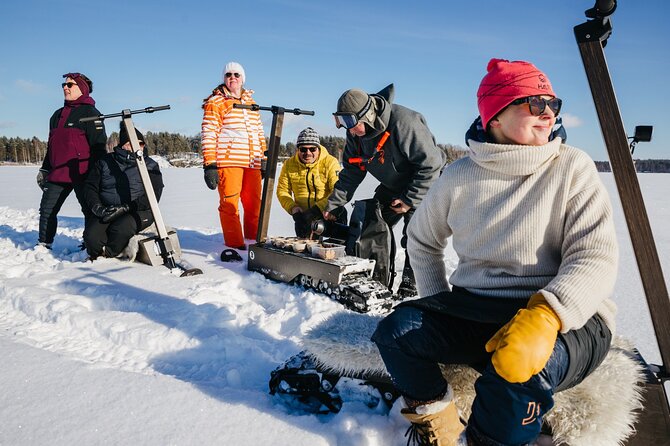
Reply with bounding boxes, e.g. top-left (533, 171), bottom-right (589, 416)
top-left (407, 138), bottom-right (618, 333)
